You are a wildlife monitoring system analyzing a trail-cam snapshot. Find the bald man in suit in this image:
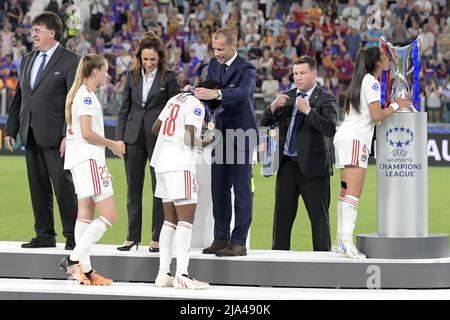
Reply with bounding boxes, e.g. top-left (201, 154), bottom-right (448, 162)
top-left (193, 28), bottom-right (258, 257)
